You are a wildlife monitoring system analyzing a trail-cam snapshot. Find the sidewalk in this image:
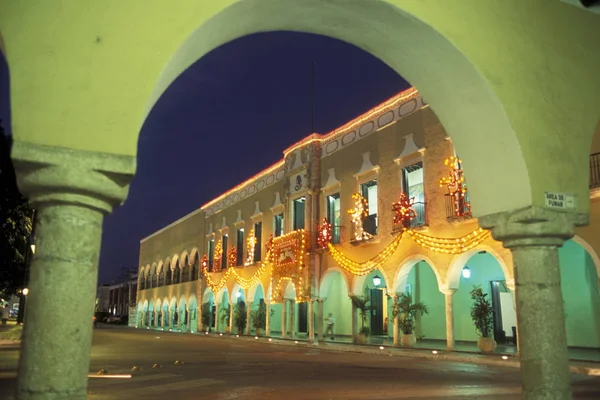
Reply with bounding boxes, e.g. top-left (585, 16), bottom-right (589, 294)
top-left (0, 321), bottom-right (22, 346)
